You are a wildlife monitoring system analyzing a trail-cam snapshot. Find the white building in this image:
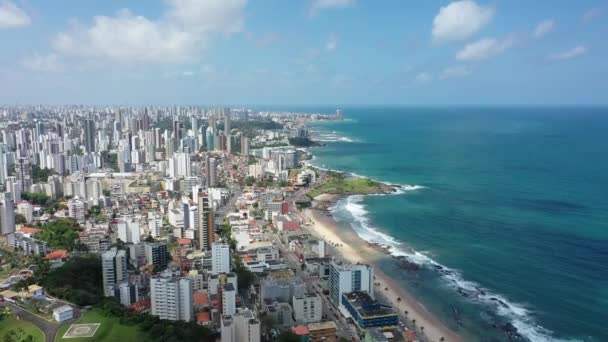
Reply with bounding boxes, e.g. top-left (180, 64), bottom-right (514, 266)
top-left (221, 283), bottom-right (236, 316)
top-left (116, 220), bottom-right (141, 244)
top-left (221, 308), bottom-right (261, 342)
top-left (67, 197), bottom-right (86, 224)
top-left (212, 242), bottom-right (231, 275)
top-left (16, 201), bottom-right (33, 224)
top-left (117, 282), bottom-right (139, 306)
top-left (53, 305), bottom-right (74, 322)
top-left (329, 261), bottom-right (374, 312)
top-left (150, 272), bottom-right (193, 322)
top-left (102, 248), bottom-right (127, 296)
top-left (0, 192), bottom-right (15, 235)
top-left (148, 215), bottom-right (162, 238)
top-left (292, 293), bottom-right (323, 324)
